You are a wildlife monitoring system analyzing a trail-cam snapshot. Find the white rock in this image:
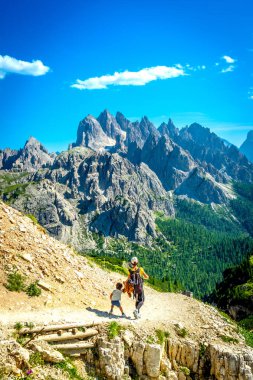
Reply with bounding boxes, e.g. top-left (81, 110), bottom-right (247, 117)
top-left (21, 253), bottom-right (33, 263)
top-left (38, 280), bottom-right (52, 291)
